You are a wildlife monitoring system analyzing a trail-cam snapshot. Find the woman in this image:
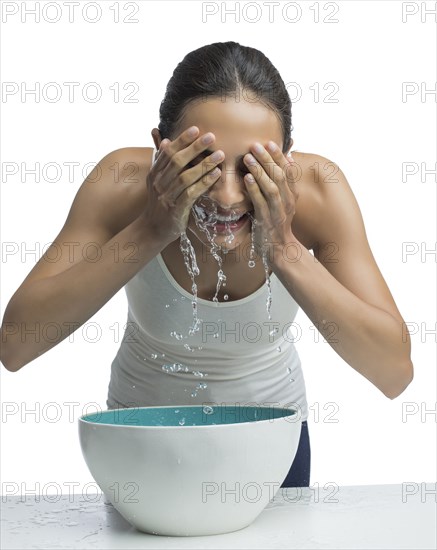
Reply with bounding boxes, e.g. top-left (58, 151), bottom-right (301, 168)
top-left (0, 41), bottom-right (413, 488)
